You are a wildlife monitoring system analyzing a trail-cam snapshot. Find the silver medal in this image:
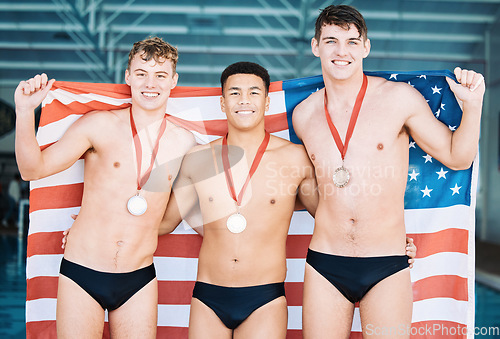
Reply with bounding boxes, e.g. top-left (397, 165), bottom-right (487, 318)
top-left (127, 194), bottom-right (148, 216)
top-left (226, 213), bottom-right (247, 233)
top-left (333, 166), bottom-right (350, 188)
